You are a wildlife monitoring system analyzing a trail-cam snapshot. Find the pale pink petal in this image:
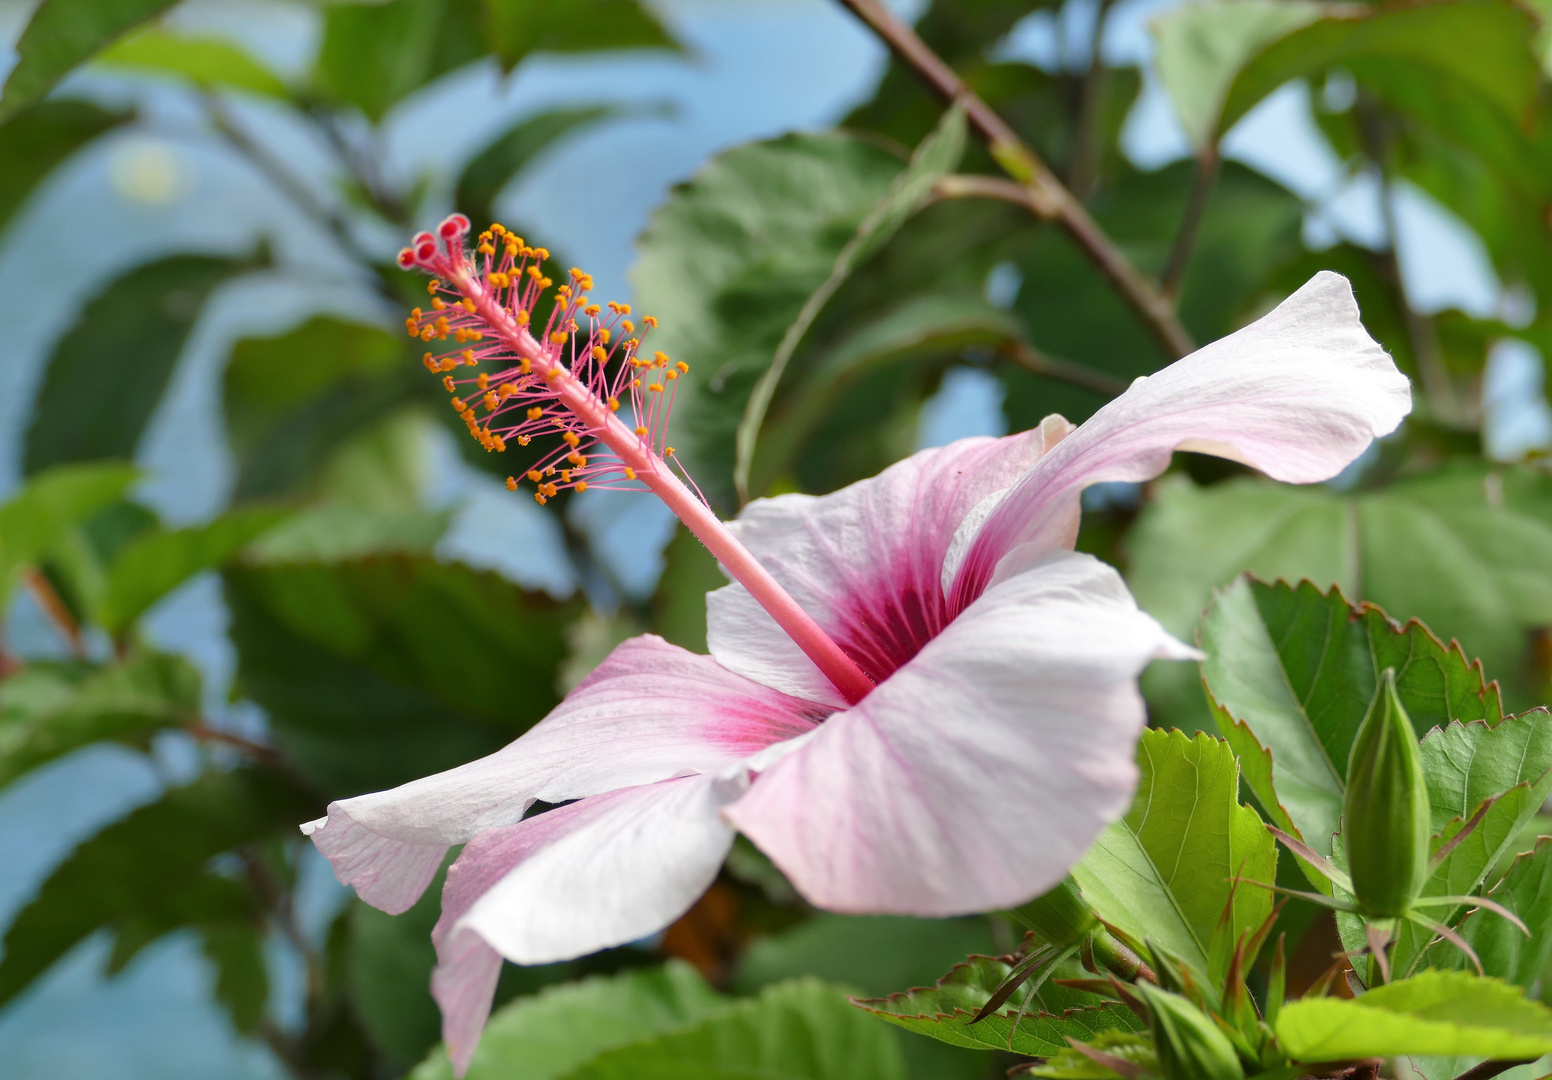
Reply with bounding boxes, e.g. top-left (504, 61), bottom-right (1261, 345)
top-left (724, 552), bottom-right (1196, 916)
top-left (432, 776), bottom-right (739, 1073)
top-left (949, 271), bottom-right (1410, 609)
top-left (708, 417), bottom-right (1072, 700)
top-left (303, 636), bottom-right (821, 913)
